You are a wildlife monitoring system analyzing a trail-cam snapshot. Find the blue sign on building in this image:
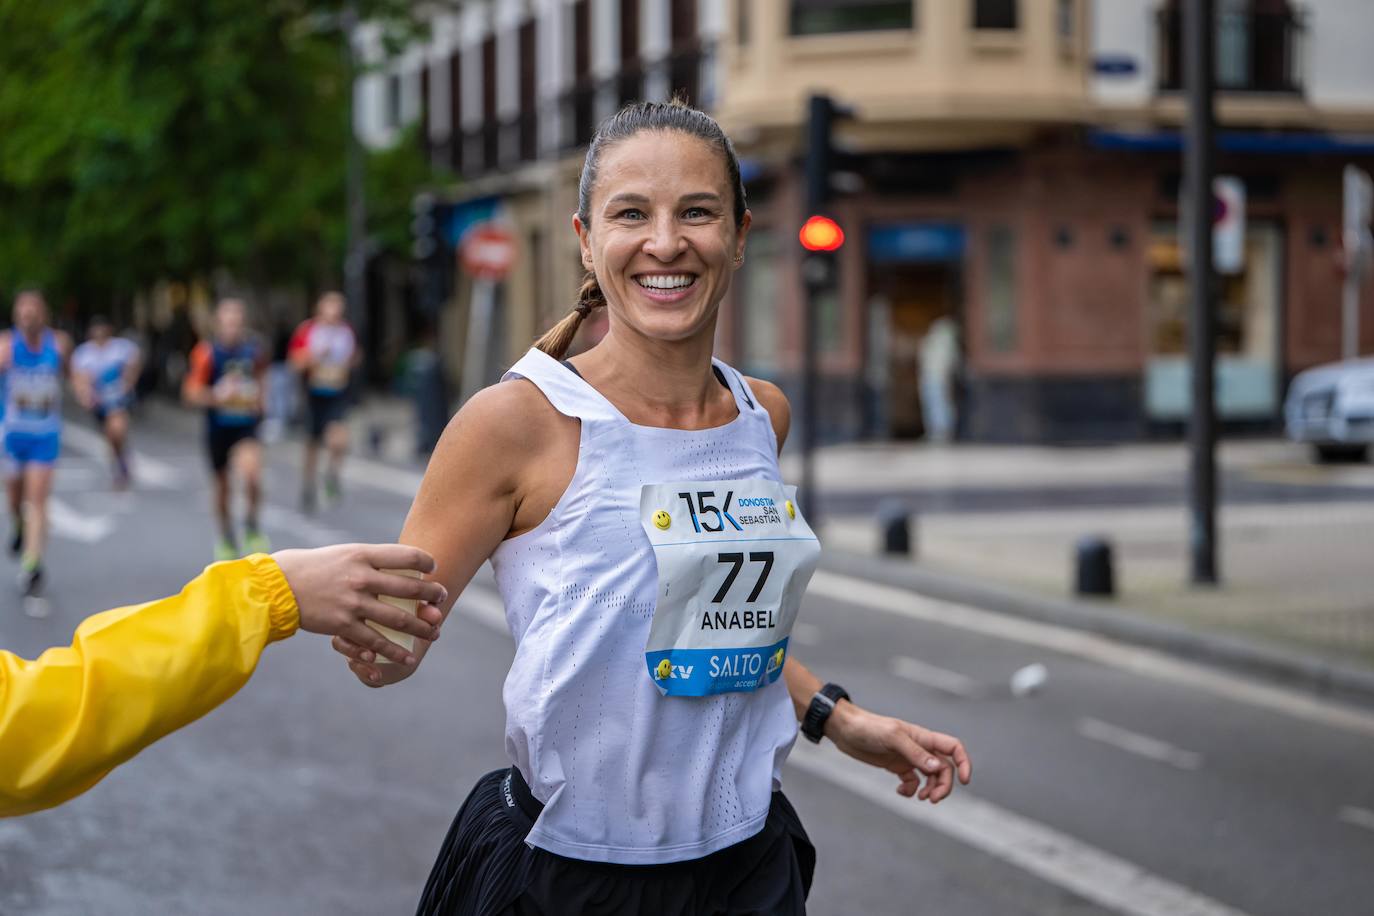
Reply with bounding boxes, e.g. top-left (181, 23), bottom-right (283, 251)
top-left (868, 222), bottom-right (965, 264)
